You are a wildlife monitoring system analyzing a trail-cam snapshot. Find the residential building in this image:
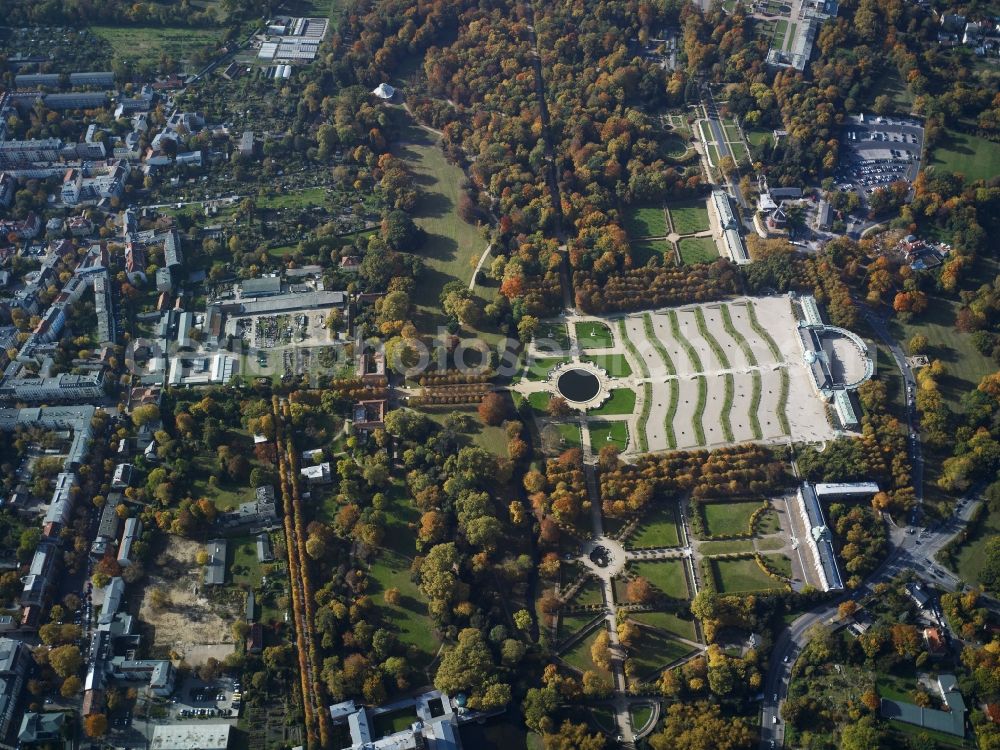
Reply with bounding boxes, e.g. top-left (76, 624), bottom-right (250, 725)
top-left (329, 690), bottom-right (463, 750)
top-left (118, 517), bottom-right (142, 567)
top-left (300, 462), bottom-right (332, 484)
top-left (217, 486), bottom-right (280, 533)
top-left (794, 482), bottom-right (845, 592)
top-left (0, 638), bottom-right (31, 747)
top-left (241, 276), bottom-right (283, 297)
top-left (881, 674), bottom-right (966, 737)
top-left (238, 130), bottom-right (255, 157)
top-left (0, 173), bottom-right (13, 208)
top-left (150, 724), bottom-right (232, 750)
top-left (256, 533), bottom-right (274, 562)
top-left (99, 577), bottom-right (125, 626)
top-left (91, 499), bottom-right (123, 558)
top-left (0, 369), bottom-right (106, 403)
top-left (711, 189), bottom-right (747, 264)
top-left (17, 711), bottom-right (65, 746)
top-left (204, 540), bottom-right (227, 585)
